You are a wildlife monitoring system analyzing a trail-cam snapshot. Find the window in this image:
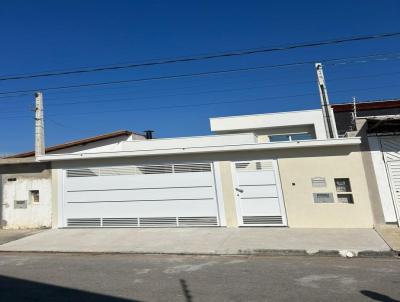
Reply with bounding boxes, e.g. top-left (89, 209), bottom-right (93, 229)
top-left (334, 178), bottom-right (351, 192)
top-left (291, 133), bottom-right (313, 141)
top-left (269, 132), bottom-right (313, 142)
top-left (337, 194), bottom-right (354, 204)
top-left (313, 193), bottom-right (334, 203)
top-left (269, 134), bottom-right (291, 142)
top-left (30, 190), bottom-right (40, 203)
top-left (334, 178), bottom-right (354, 204)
